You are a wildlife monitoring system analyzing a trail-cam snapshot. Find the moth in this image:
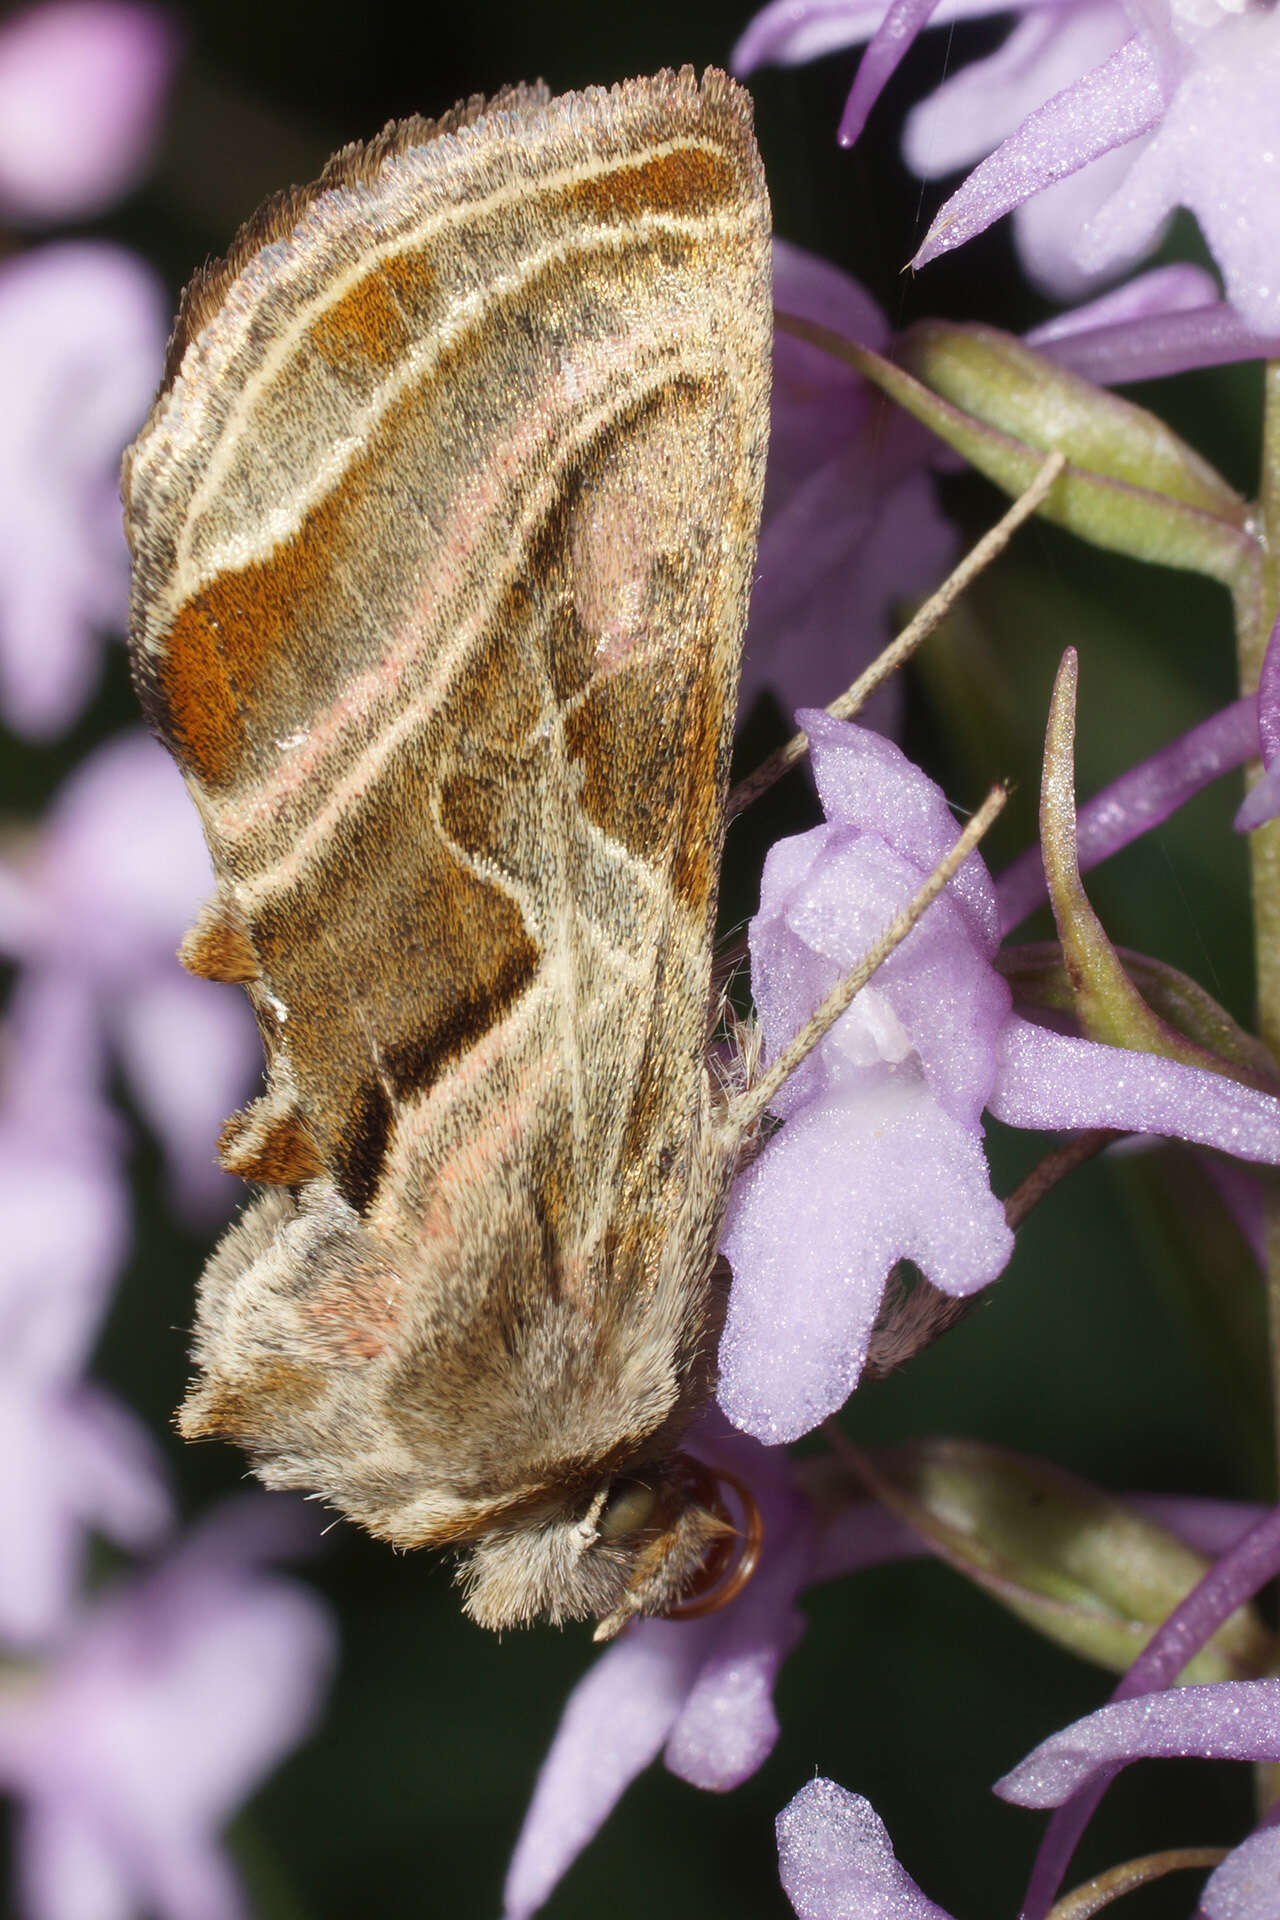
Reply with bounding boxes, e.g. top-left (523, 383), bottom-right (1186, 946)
top-left (123, 66), bottom-right (775, 1637)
